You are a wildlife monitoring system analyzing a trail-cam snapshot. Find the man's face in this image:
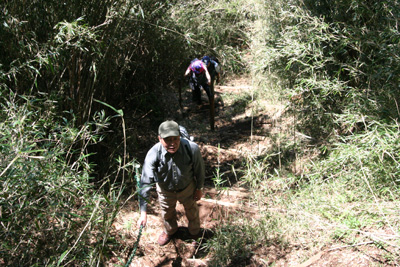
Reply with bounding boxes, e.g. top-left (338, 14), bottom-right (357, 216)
top-left (159, 135), bottom-right (180, 154)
